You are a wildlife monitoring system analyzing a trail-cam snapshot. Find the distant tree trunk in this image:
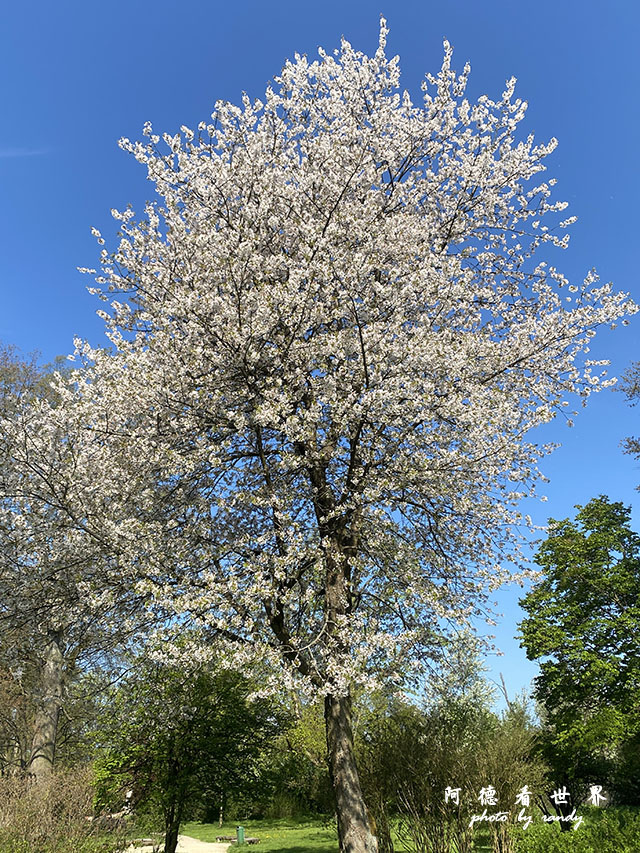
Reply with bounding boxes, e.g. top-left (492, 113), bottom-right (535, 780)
top-left (164, 798), bottom-right (184, 853)
top-left (325, 692), bottom-right (378, 853)
top-left (27, 628), bottom-right (64, 781)
top-left (556, 798), bottom-right (574, 833)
